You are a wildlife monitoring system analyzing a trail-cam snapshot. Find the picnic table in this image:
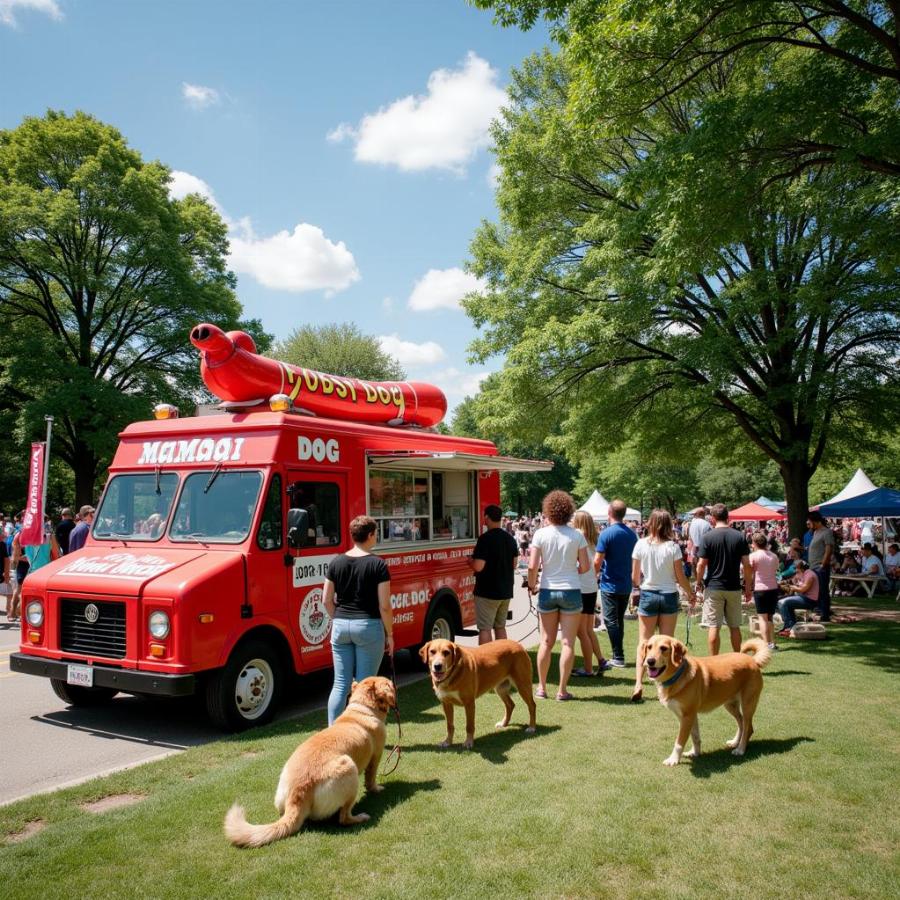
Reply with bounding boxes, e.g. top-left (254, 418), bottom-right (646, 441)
top-left (830, 573), bottom-right (884, 599)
